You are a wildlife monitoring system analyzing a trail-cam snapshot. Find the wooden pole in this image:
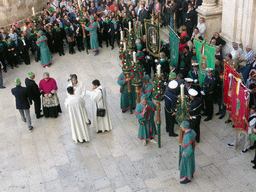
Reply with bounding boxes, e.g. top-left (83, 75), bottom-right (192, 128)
top-left (156, 101), bottom-right (161, 148)
top-left (124, 72), bottom-right (133, 114)
top-left (135, 84), bottom-right (141, 105)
